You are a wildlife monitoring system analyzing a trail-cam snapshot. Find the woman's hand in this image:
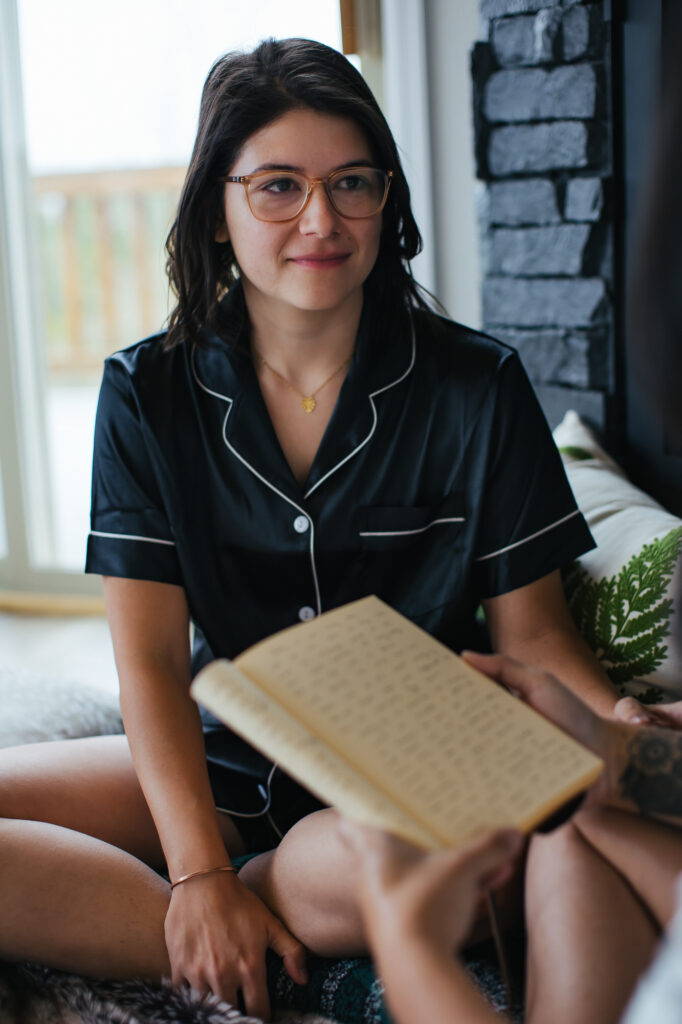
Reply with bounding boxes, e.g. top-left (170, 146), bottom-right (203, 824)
top-left (165, 869), bottom-right (307, 1019)
top-left (338, 821), bottom-right (522, 954)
